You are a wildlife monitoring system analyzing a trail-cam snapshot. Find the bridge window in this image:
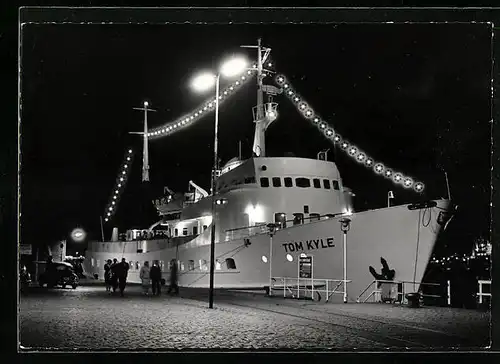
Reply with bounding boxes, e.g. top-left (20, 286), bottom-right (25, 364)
top-left (260, 177), bottom-right (270, 187)
top-left (203, 225), bottom-right (208, 231)
top-left (313, 178), bottom-right (321, 188)
top-left (216, 259), bottom-right (222, 270)
top-left (200, 259), bottom-right (208, 271)
top-left (174, 228), bottom-right (178, 237)
top-left (275, 212), bottom-right (287, 228)
top-left (193, 226), bottom-right (198, 235)
top-left (284, 177), bottom-right (293, 187)
top-left (188, 260), bottom-right (195, 271)
top-left (310, 213), bottom-right (320, 221)
top-left (182, 227), bottom-right (188, 236)
top-left (225, 258), bottom-right (236, 270)
top-left (295, 177), bottom-right (311, 188)
top-left (272, 177), bottom-right (282, 187)
top-left (293, 213), bottom-right (304, 225)
top-left (323, 179), bottom-right (331, 189)
top-left (304, 205), bottom-right (309, 214)
top-left (244, 176), bottom-right (256, 184)
top-left (332, 180), bottom-right (340, 190)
